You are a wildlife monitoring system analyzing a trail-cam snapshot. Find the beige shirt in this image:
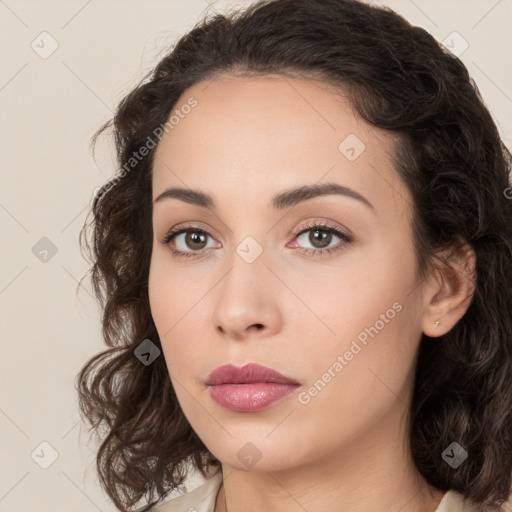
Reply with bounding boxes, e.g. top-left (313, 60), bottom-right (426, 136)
top-left (142, 468), bottom-right (481, 511)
